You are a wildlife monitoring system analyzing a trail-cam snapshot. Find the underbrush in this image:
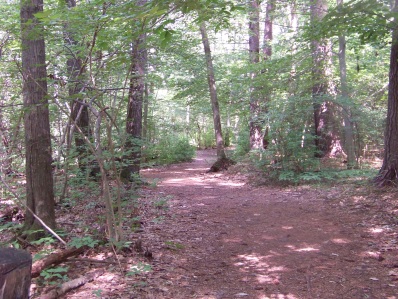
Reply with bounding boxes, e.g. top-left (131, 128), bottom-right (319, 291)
top-left (143, 136), bottom-right (196, 165)
top-left (230, 150), bottom-right (379, 186)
